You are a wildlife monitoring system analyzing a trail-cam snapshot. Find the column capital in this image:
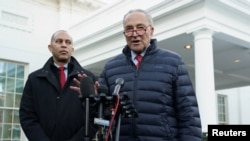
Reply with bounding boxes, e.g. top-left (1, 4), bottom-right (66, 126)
top-left (192, 28), bottom-right (215, 37)
top-left (186, 25), bottom-right (220, 36)
top-left (192, 27), bottom-right (217, 41)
